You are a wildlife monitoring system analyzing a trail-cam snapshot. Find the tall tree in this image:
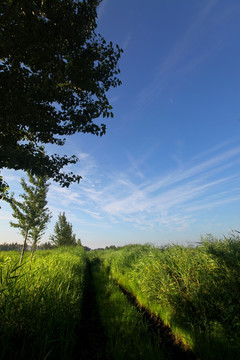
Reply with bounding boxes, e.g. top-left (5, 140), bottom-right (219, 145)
top-left (8, 173), bottom-right (51, 263)
top-left (28, 175), bottom-right (52, 258)
top-left (0, 174), bottom-right (9, 203)
top-left (50, 212), bottom-right (77, 247)
top-left (0, 0), bottom-right (122, 195)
